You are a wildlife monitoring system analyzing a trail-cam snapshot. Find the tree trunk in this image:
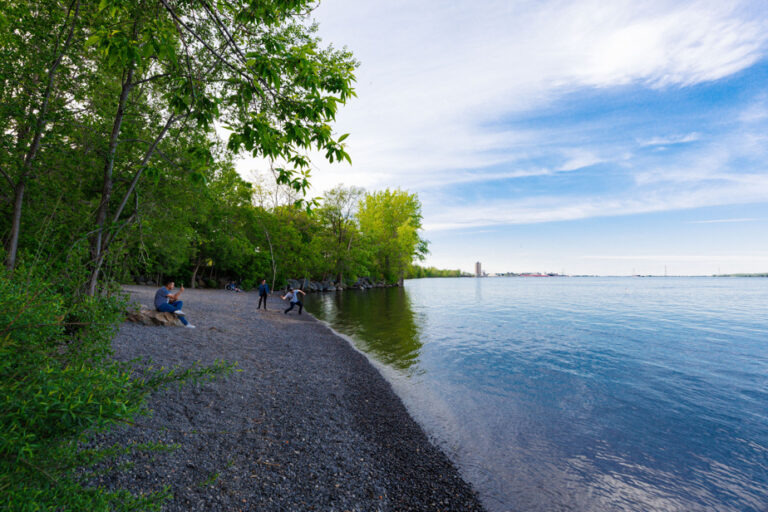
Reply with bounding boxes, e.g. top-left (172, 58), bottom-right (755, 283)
top-left (190, 258), bottom-right (202, 289)
top-left (87, 66), bottom-right (134, 296)
top-left (263, 226), bottom-right (277, 293)
top-left (5, 183), bottom-right (25, 271)
top-left (4, 0), bottom-right (81, 271)
top-left (111, 114), bottom-right (179, 228)
top-left (89, 113), bottom-right (178, 293)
